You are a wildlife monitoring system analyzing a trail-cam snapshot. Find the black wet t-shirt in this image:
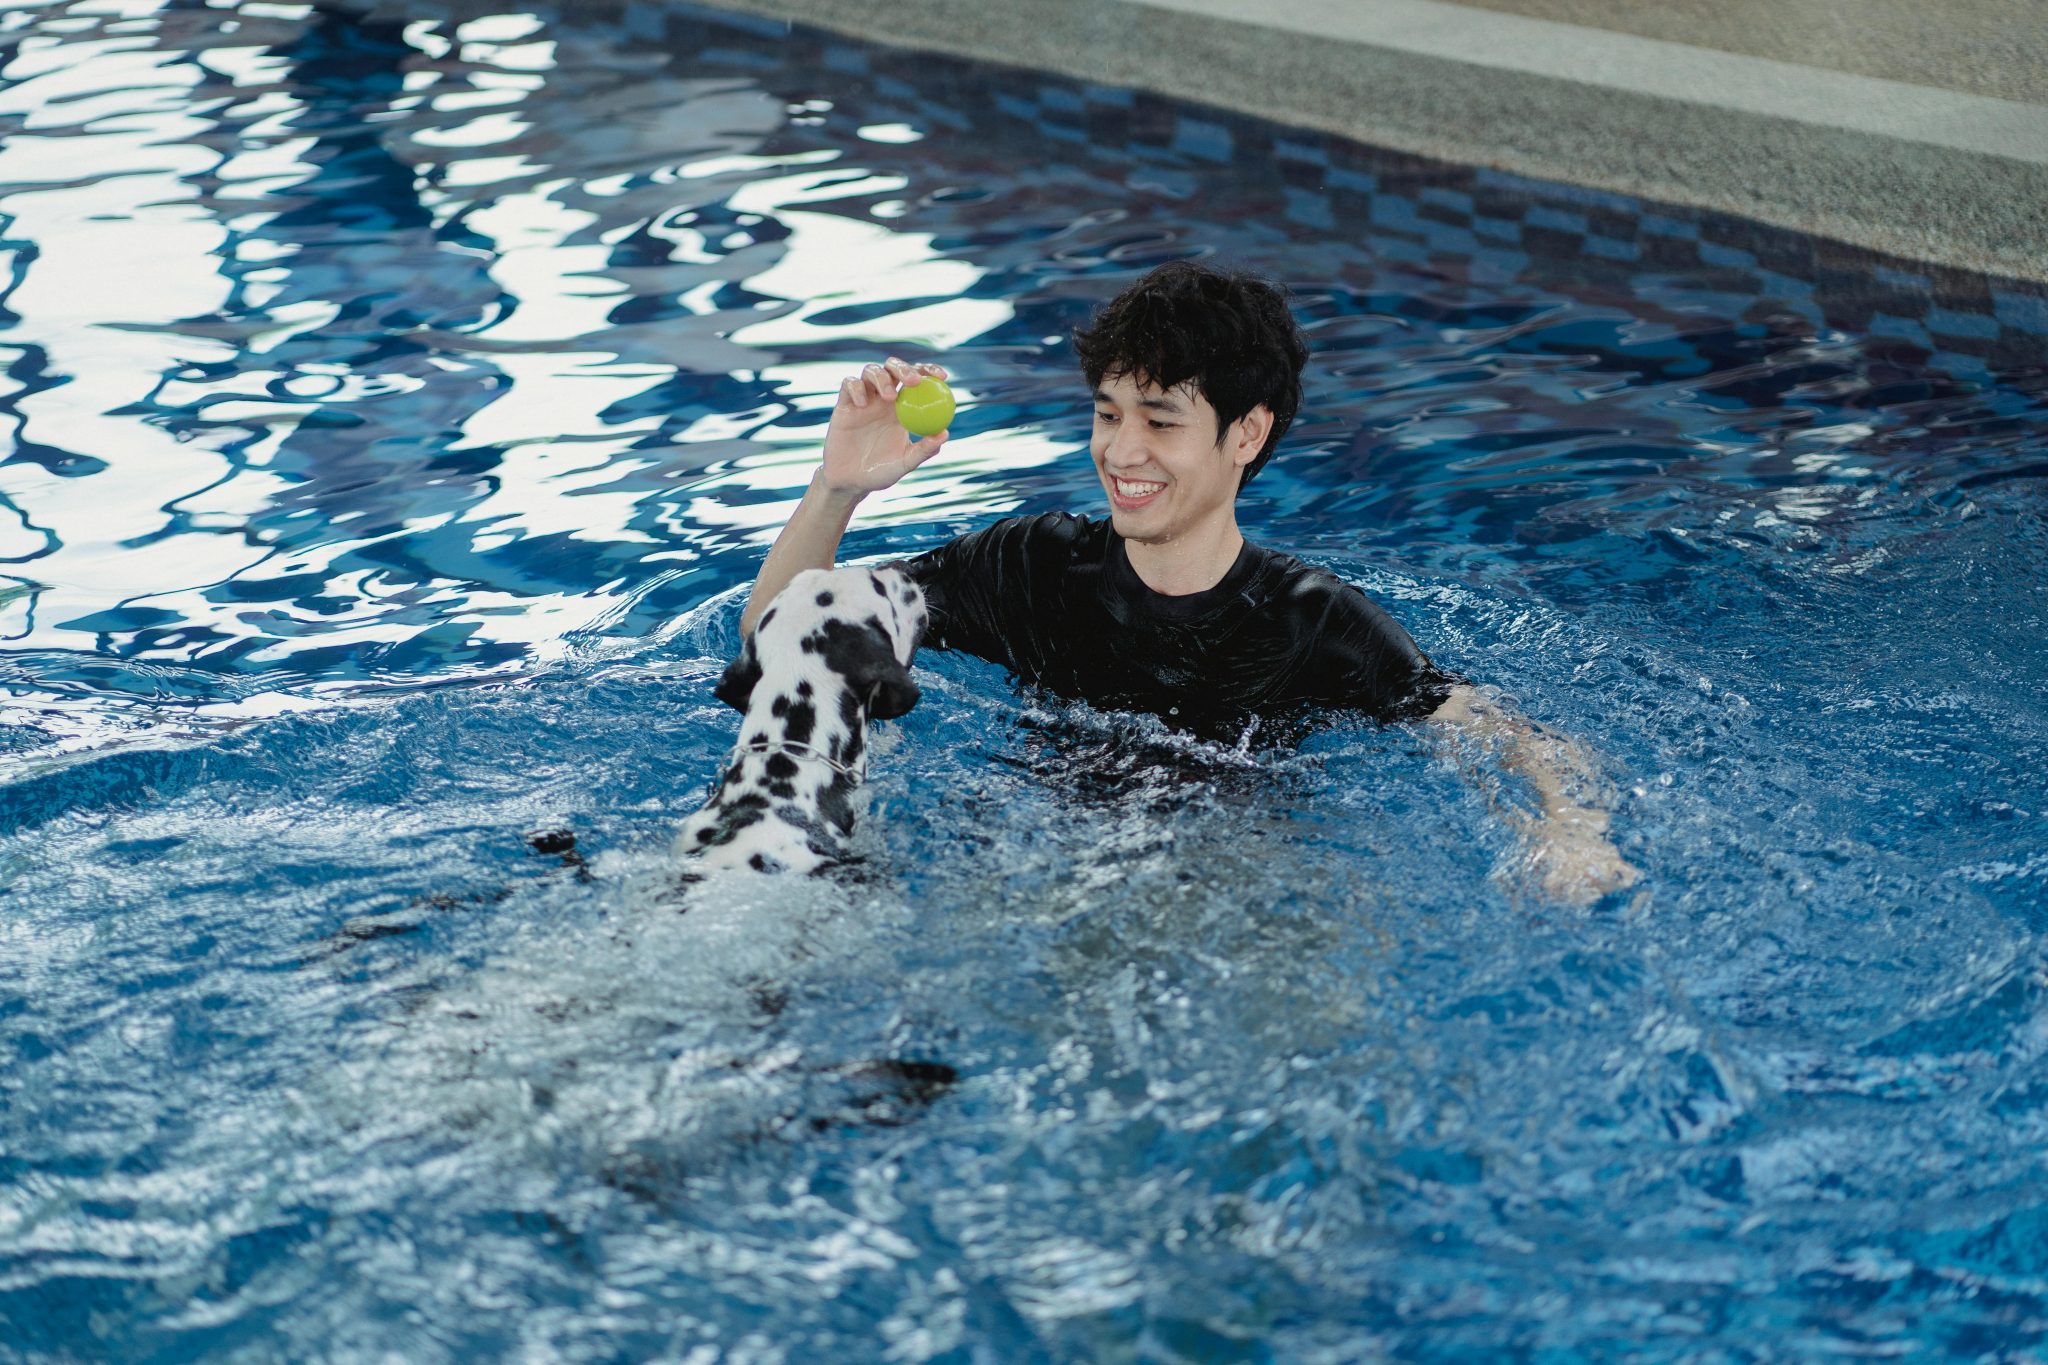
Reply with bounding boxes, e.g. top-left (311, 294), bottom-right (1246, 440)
top-left (895, 513), bottom-right (1453, 741)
